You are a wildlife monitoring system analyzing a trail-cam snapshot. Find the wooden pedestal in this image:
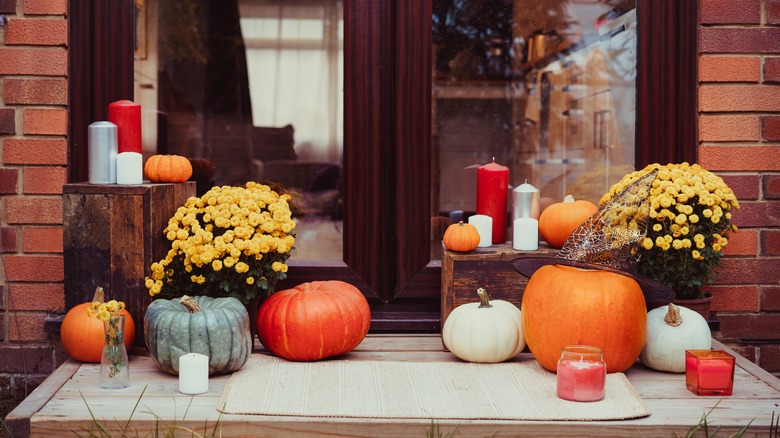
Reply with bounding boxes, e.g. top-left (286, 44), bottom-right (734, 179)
top-left (63, 183), bottom-right (196, 347)
top-left (440, 242), bottom-right (558, 330)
